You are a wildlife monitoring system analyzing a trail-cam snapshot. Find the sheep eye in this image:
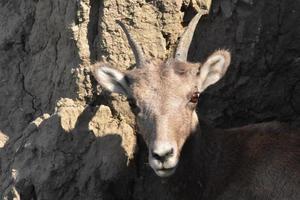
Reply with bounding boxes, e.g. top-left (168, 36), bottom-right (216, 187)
top-left (190, 92), bottom-right (200, 103)
top-left (128, 98), bottom-right (141, 114)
